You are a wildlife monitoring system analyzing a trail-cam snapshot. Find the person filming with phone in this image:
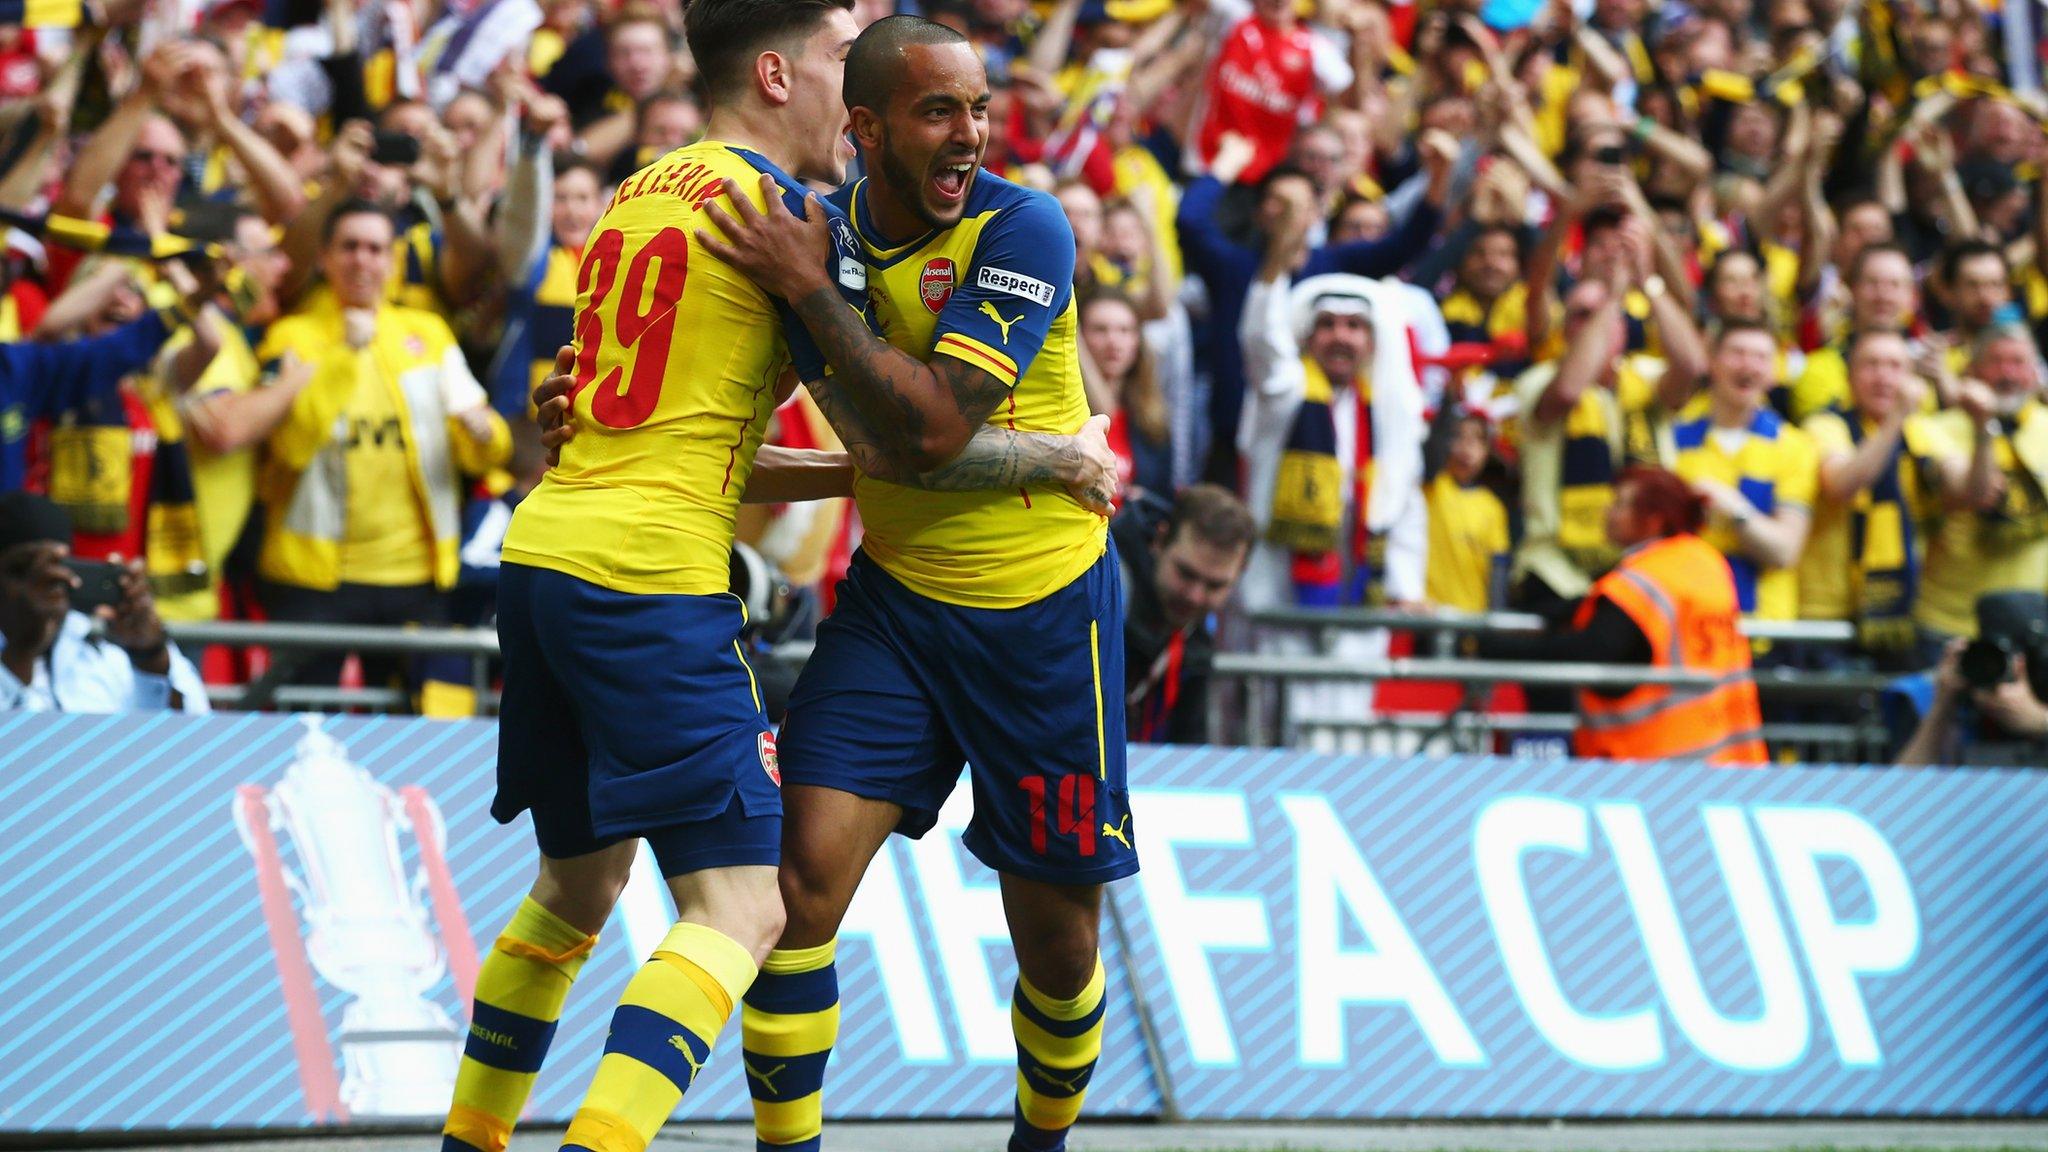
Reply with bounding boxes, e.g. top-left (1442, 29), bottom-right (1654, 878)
top-left (0, 491), bottom-right (208, 713)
